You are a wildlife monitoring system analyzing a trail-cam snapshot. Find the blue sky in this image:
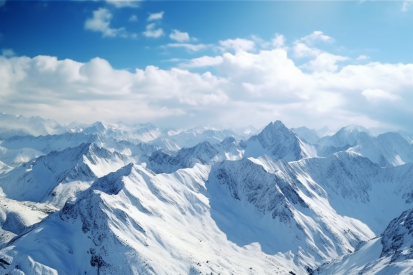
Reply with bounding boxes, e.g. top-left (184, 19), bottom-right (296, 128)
top-left (0, 0), bottom-right (413, 131)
